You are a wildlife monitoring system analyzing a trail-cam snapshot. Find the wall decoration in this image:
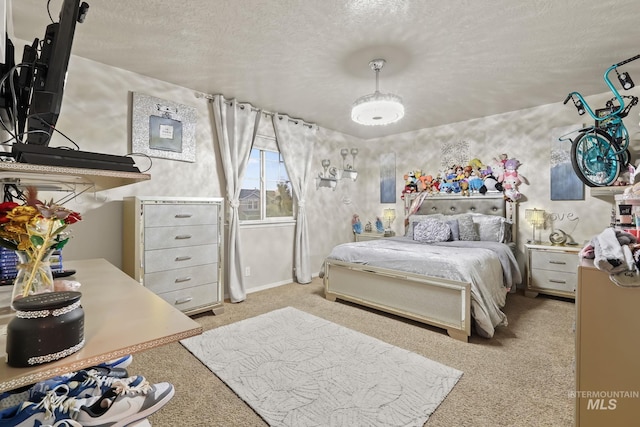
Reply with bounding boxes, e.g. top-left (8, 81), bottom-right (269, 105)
top-left (441, 139), bottom-right (469, 170)
top-left (131, 92), bottom-right (197, 162)
top-left (550, 125), bottom-right (584, 200)
top-left (380, 152), bottom-right (396, 203)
